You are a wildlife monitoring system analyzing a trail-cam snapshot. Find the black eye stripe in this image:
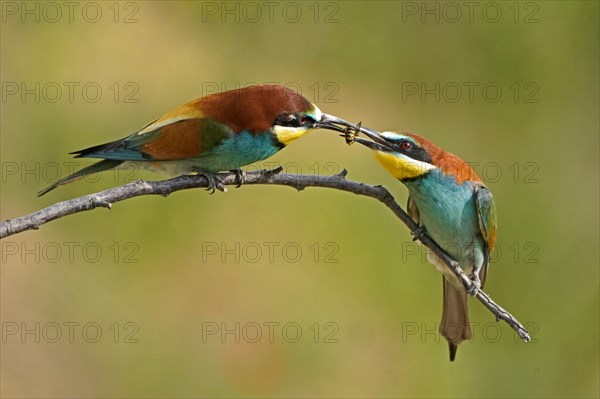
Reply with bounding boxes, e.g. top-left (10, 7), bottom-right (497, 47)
top-left (274, 113), bottom-right (311, 127)
top-left (389, 139), bottom-right (432, 163)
